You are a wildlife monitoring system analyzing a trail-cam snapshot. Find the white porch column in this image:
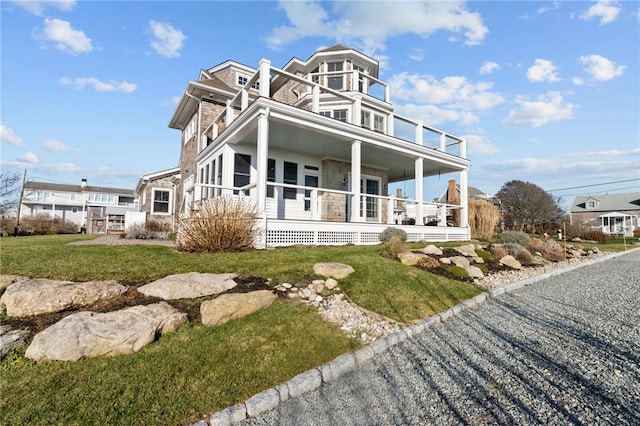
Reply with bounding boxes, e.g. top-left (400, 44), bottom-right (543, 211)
top-left (414, 157), bottom-right (423, 225)
top-left (460, 169), bottom-right (469, 233)
top-left (387, 198), bottom-right (394, 224)
top-left (460, 137), bottom-right (467, 159)
top-left (255, 108), bottom-right (270, 248)
top-left (258, 59), bottom-right (271, 98)
top-left (439, 133), bottom-right (446, 152)
top-left (350, 140), bottom-right (362, 222)
top-left (352, 96), bottom-right (361, 126)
